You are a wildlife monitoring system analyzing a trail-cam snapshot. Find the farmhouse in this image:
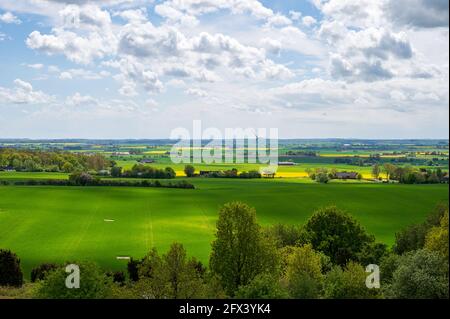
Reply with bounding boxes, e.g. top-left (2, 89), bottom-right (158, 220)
top-left (335, 172), bottom-right (359, 179)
